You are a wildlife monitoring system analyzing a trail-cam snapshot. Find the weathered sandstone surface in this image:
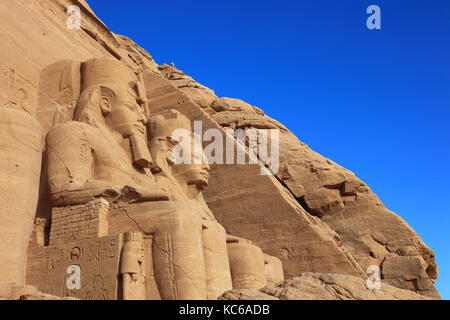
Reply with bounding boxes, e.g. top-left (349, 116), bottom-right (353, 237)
top-left (156, 55), bottom-right (439, 299)
top-left (0, 0), bottom-right (439, 299)
top-left (0, 283), bottom-right (77, 300)
top-left (220, 273), bottom-right (432, 300)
